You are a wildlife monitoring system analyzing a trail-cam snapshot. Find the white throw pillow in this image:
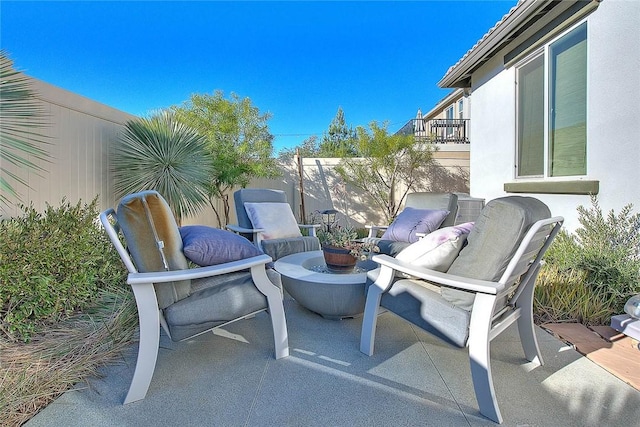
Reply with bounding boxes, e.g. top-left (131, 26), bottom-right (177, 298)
top-left (396, 222), bottom-right (474, 272)
top-left (244, 202), bottom-right (302, 240)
